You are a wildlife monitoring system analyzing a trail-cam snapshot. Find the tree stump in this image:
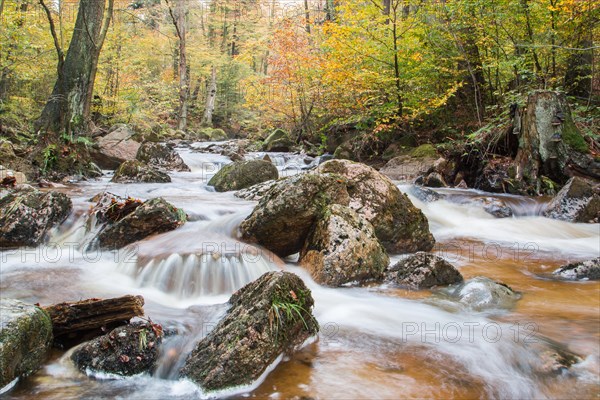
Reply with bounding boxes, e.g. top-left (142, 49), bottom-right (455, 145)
top-left (514, 91), bottom-right (591, 190)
